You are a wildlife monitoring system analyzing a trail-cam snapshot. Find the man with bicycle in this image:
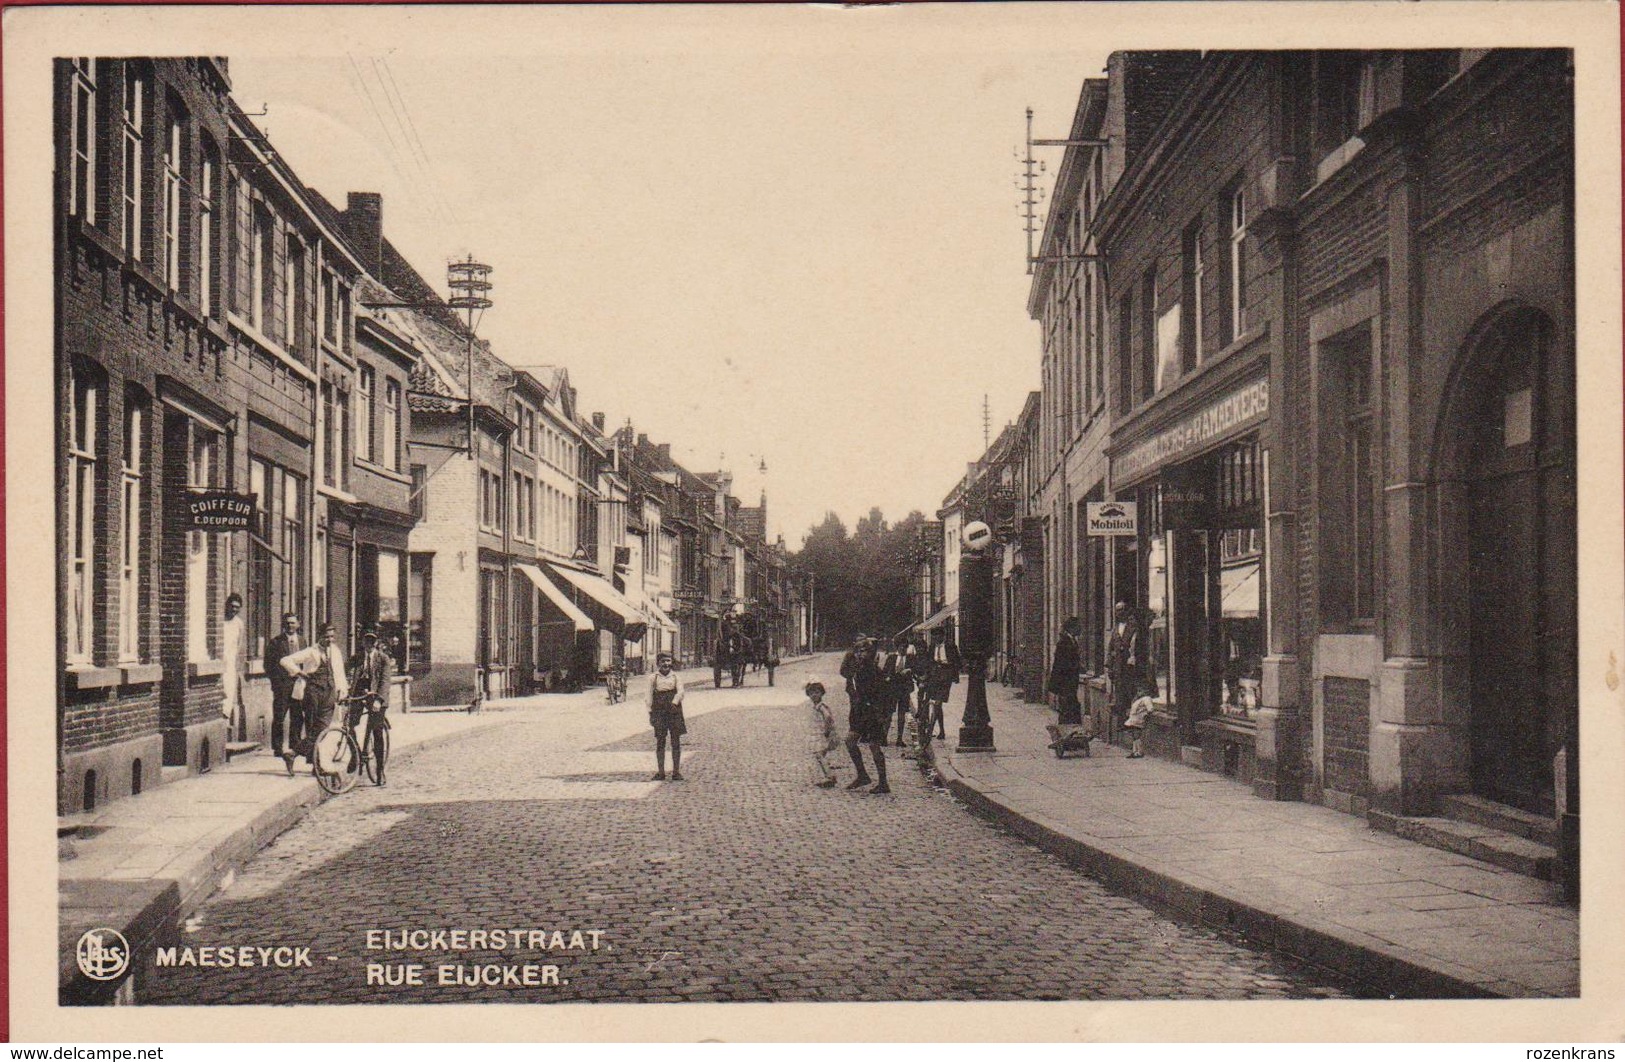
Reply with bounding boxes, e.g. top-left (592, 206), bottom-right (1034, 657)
top-left (347, 628), bottom-right (395, 785)
top-left (279, 623), bottom-right (349, 774)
